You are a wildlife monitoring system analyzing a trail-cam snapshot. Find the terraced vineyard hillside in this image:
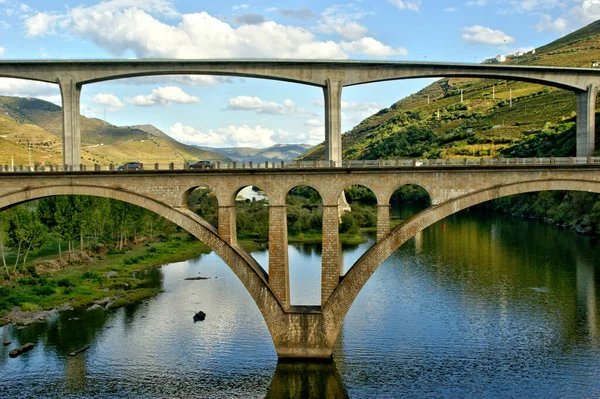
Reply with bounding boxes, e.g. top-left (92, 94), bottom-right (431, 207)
top-left (302, 20), bottom-right (600, 161)
top-left (0, 96), bottom-right (229, 166)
